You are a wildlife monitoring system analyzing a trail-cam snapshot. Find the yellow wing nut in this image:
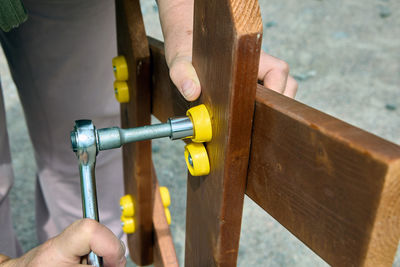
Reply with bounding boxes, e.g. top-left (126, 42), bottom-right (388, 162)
top-left (164, 208), bottom-right (171, 225)
top-left (114, 81), bottom-right (130, 103)
top-left (112, 55), bottom-right (129, 81)
top-left (121, 216), bottom-right (135, 234)
top-left (187, 104), bottom-right (212, 143)
top-left (119, 194), bottom-right (135, 217)
top-left (159, 186), bottom-right (171, 208)
top-left (184, 142), bottom-right (210, 176)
